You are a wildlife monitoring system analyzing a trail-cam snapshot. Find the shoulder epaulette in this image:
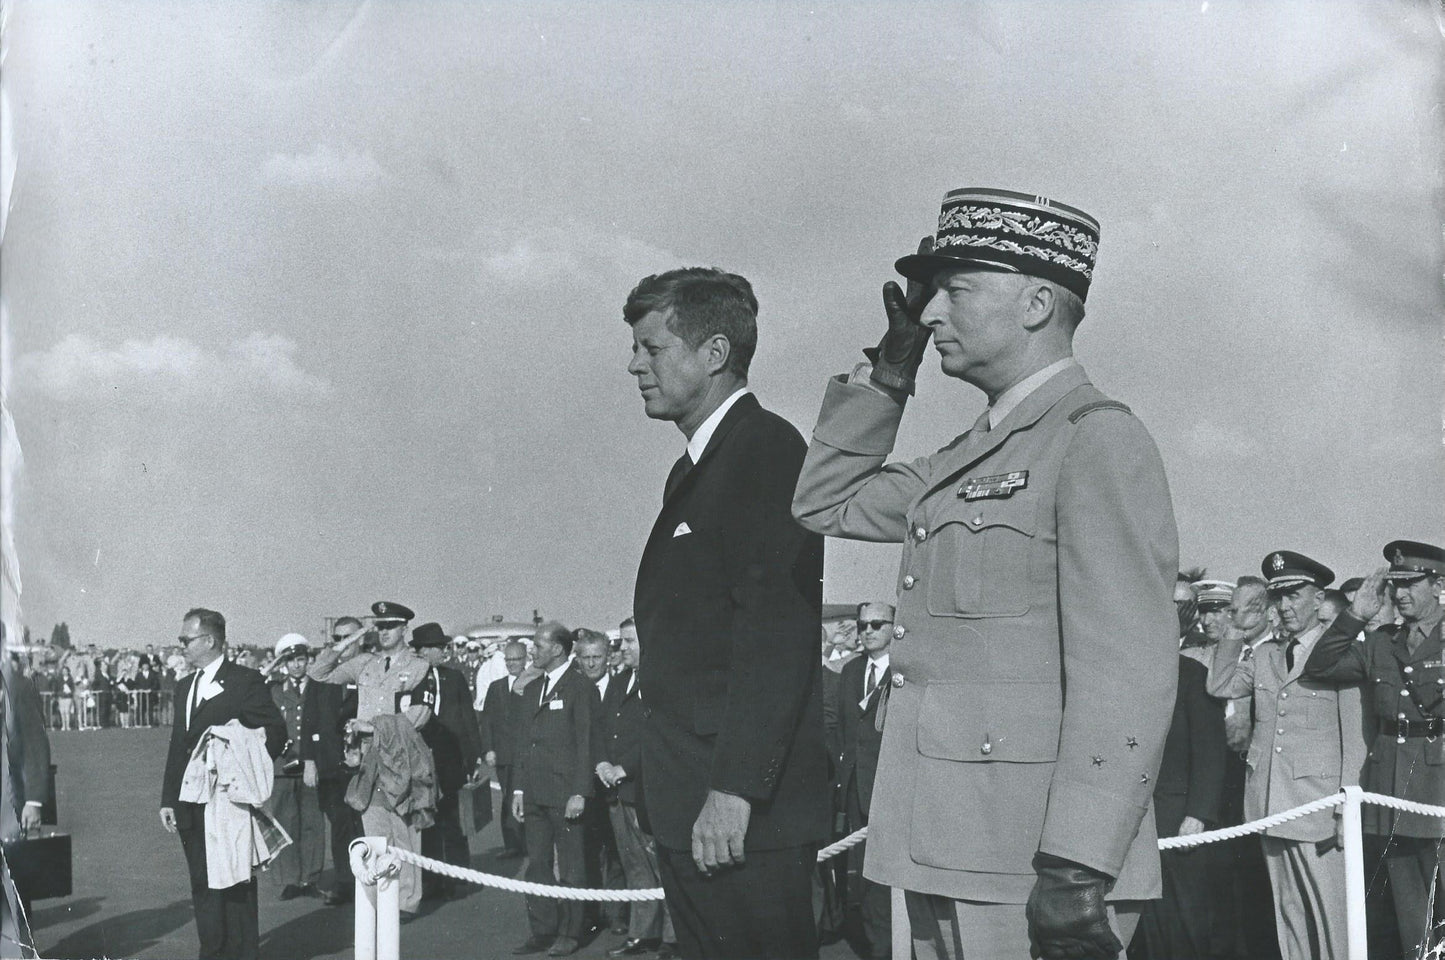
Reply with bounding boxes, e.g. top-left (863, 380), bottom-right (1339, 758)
top-left (1069, 399), bottom-right (1133, 424)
